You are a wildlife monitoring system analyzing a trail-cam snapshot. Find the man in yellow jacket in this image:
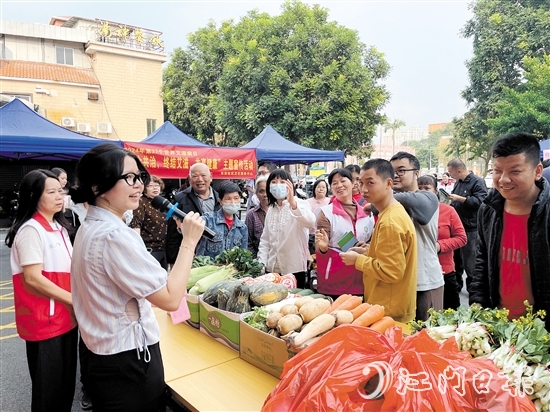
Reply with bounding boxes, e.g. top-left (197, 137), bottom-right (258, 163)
top-left (341, 158), bottom-right (418, 323)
